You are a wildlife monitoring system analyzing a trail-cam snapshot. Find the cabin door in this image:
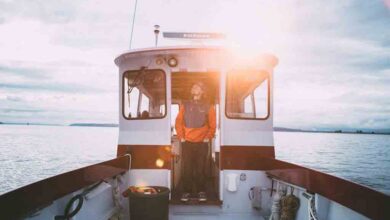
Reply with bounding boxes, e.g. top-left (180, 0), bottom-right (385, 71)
top-left (170, 72), bottom-right (220, 202)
